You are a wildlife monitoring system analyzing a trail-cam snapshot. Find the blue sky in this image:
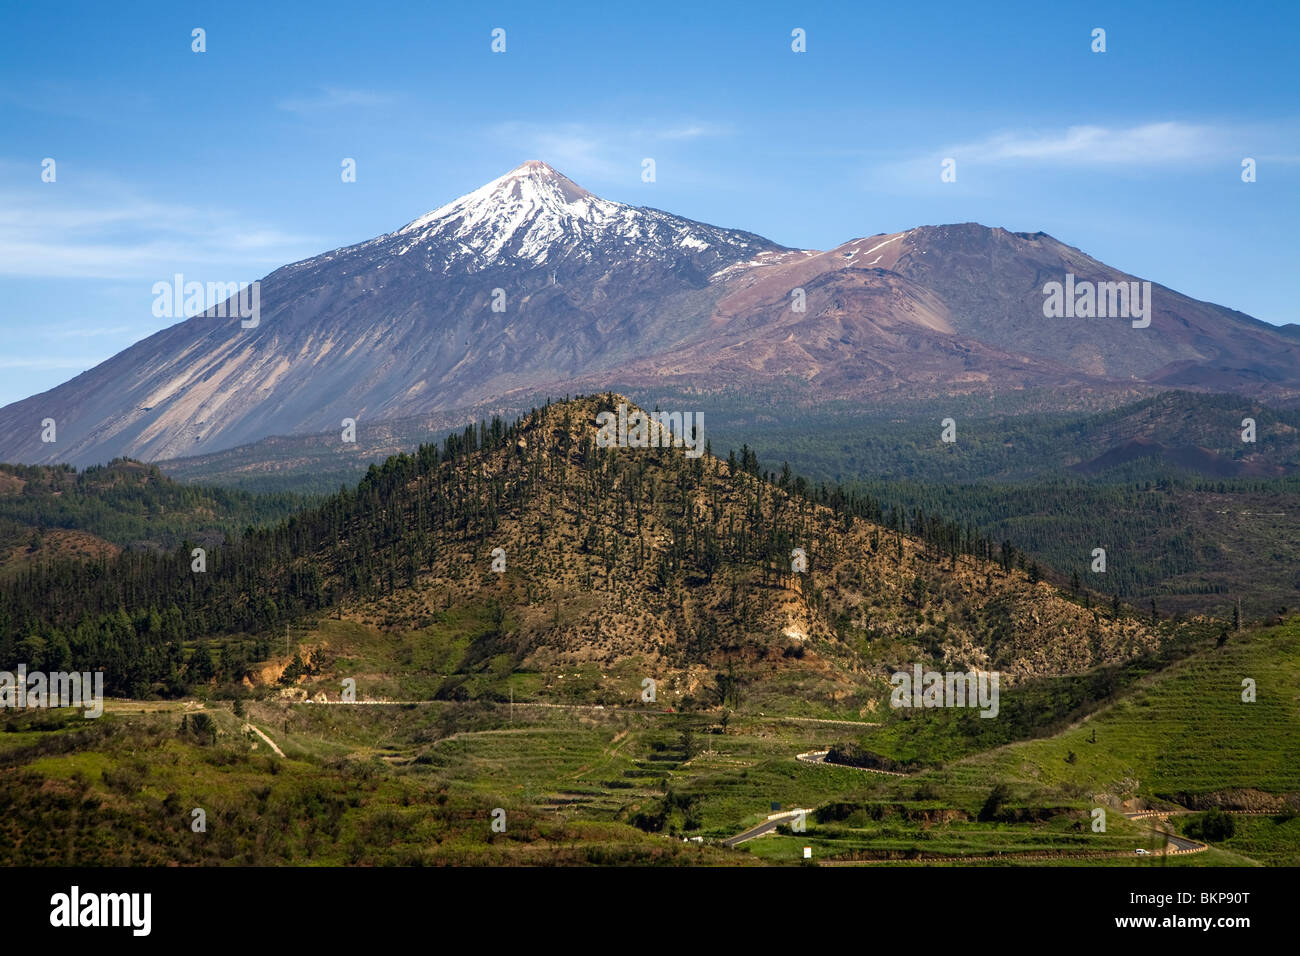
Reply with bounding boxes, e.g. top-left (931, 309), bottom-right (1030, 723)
top-left (1, 0), bottom-right (1296, 406)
